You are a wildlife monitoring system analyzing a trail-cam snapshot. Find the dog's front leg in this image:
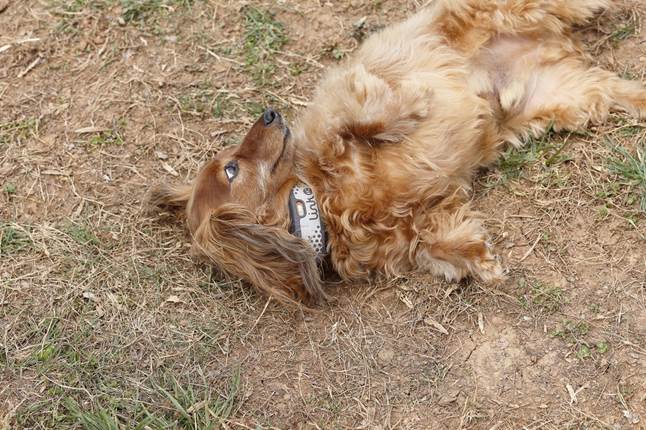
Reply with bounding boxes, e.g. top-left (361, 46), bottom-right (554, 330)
top-left (336, 64), bottom-right (432, 144)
